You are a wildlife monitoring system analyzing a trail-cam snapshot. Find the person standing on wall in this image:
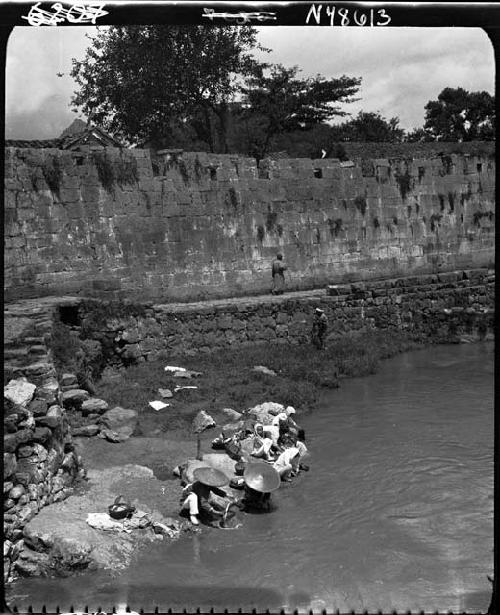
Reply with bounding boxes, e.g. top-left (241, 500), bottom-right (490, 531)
top-left (271, 253), bottom-right (287, 295)
top-left (311, 308), bottom-right (328, 349)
